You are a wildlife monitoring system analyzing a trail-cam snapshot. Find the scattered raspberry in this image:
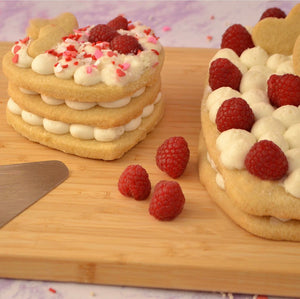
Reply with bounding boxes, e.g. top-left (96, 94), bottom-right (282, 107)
top-left (221, 24), bottom-right (255, 56)
top-left (107, 15), bottom-right (128, 30)
top-left (110, 35), bottom-right (142, 55)
top-left (267, 74), bottom-right (300, 107)
top-left (259, 7), bottom-right (286, 20)
top-left (149, 180), bottom-right (185, 221)
top-left (245, 140), bottom-right (288, 180)
top-left (118, 165), bottom-right (151, 200)
top-left (156, 136), bottom-right (190, 179)
top-left (88, 24), bottom-right (119, 43)
top-left (209, 58), bottom-right (242, 91)
top-left (216, 97), bottom-right (255, 132)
